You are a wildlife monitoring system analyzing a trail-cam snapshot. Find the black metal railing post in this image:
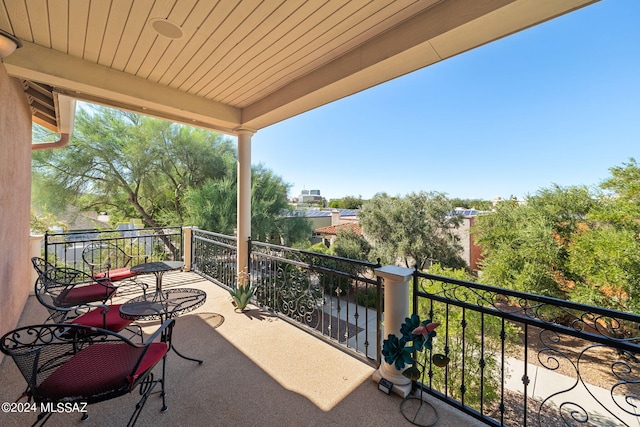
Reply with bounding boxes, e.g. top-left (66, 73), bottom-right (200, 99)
top-left (247, 236), bottom-right (252, 275)
top-left (44, 231), bottom-right (49, 265)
